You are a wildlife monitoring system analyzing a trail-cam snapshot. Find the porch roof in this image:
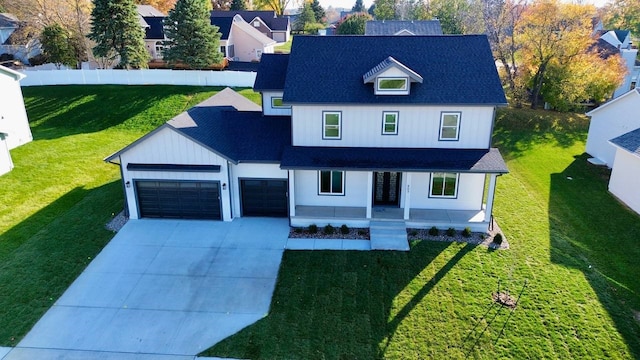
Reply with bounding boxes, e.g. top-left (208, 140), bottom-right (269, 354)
top-left (280, 146), bottom-right (508, 173)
